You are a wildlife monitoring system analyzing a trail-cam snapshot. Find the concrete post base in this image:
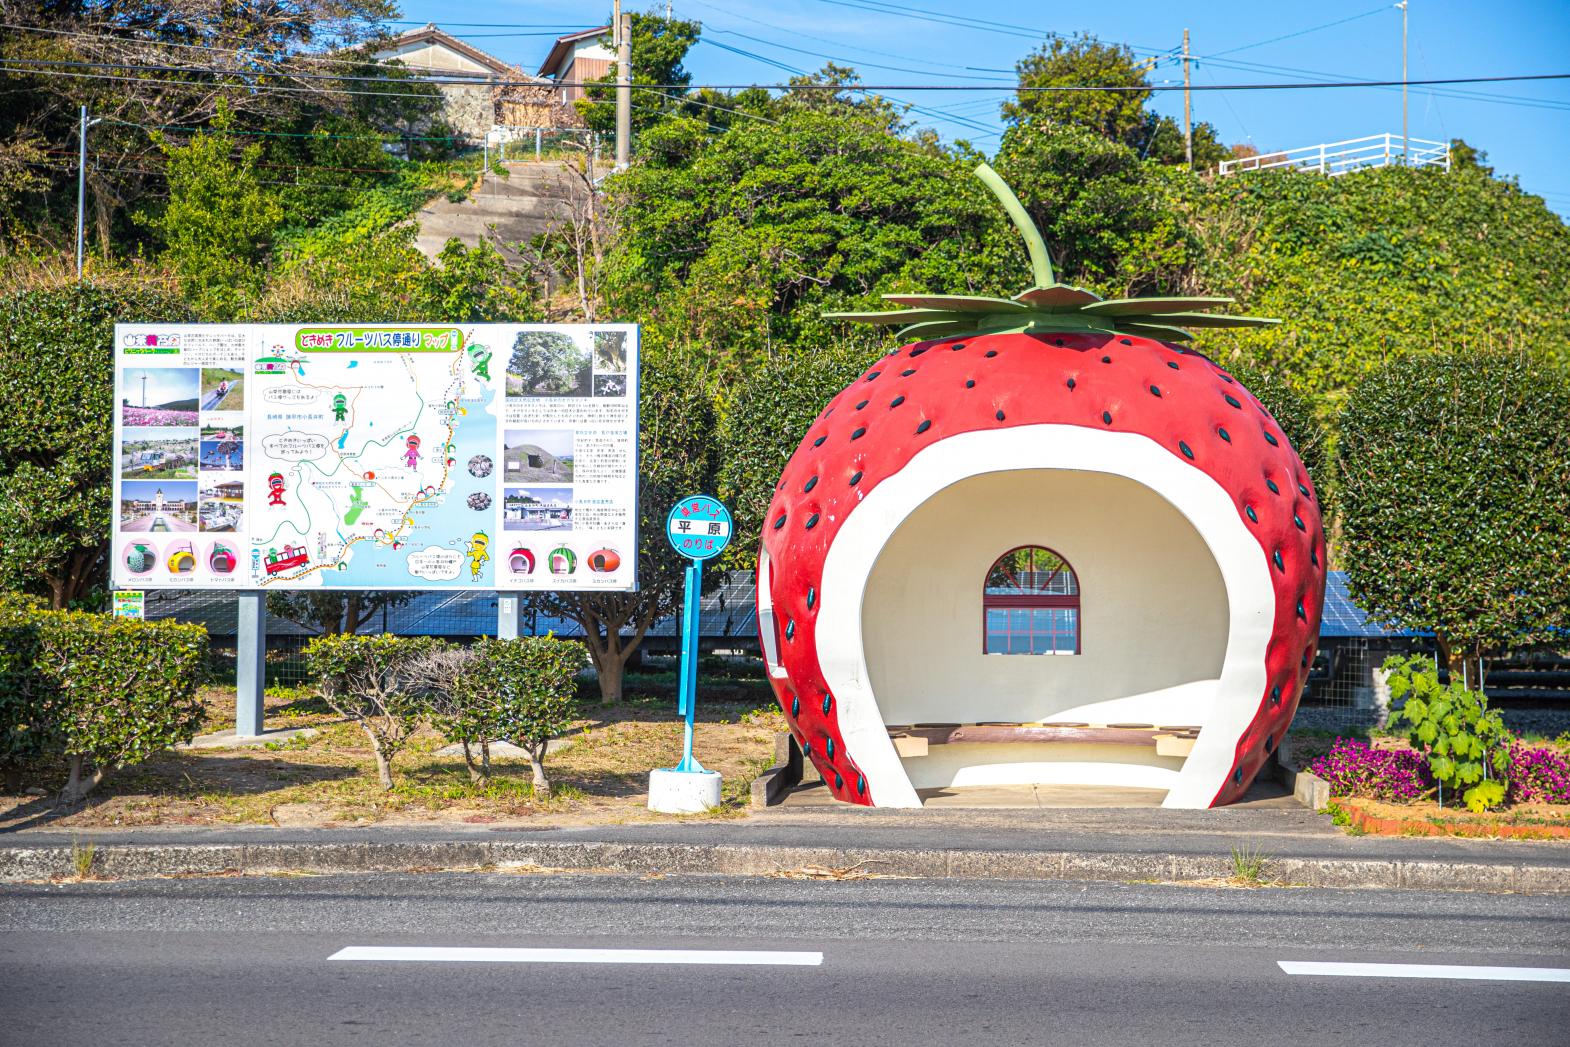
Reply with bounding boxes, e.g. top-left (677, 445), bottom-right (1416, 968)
top-left (648, 768), bottom-right (722, 814)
